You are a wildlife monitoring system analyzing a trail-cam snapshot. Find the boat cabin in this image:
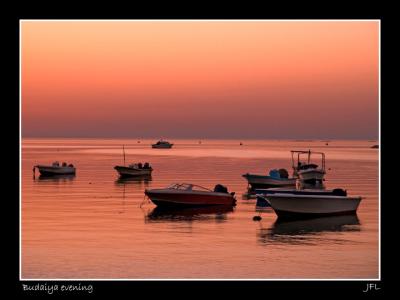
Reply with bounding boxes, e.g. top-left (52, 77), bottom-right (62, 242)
top-left (291, 150), bottom-right (326, 176)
